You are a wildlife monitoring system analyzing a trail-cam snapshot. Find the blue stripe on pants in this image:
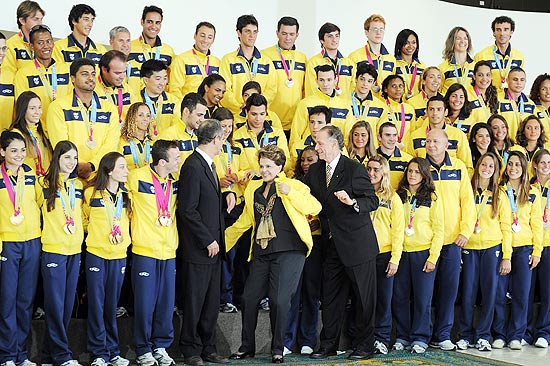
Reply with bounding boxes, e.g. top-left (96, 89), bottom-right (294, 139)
top-left (132, 254), bottom-right (175, 357)
top-left (0, 238), bottom-right (41, 363)
top-left (86, 252), bottom-right (126, 361)
top-left (41, 252), bottom-right (81, 365)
